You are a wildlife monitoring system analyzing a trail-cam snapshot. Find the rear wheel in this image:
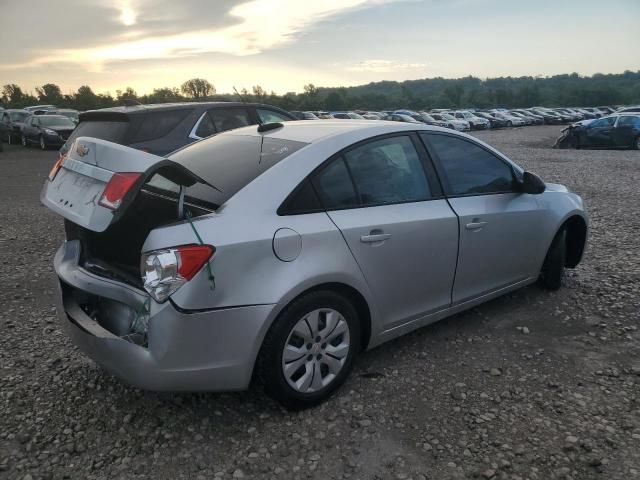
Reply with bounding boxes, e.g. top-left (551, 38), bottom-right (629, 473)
top-left (539, 228), bottom-right (567, 291)
top-left (257, 290), bottom-right (360, 409)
